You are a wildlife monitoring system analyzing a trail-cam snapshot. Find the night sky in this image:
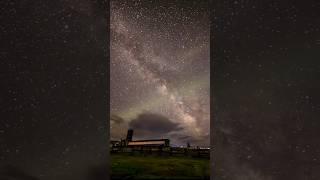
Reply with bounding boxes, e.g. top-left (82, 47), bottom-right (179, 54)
top-left (110, 0), bottom-right (210, 147)
top-left (1, 0), bottom-right (108, 180)
top-left (212, 0), bottom-right (320, 180)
